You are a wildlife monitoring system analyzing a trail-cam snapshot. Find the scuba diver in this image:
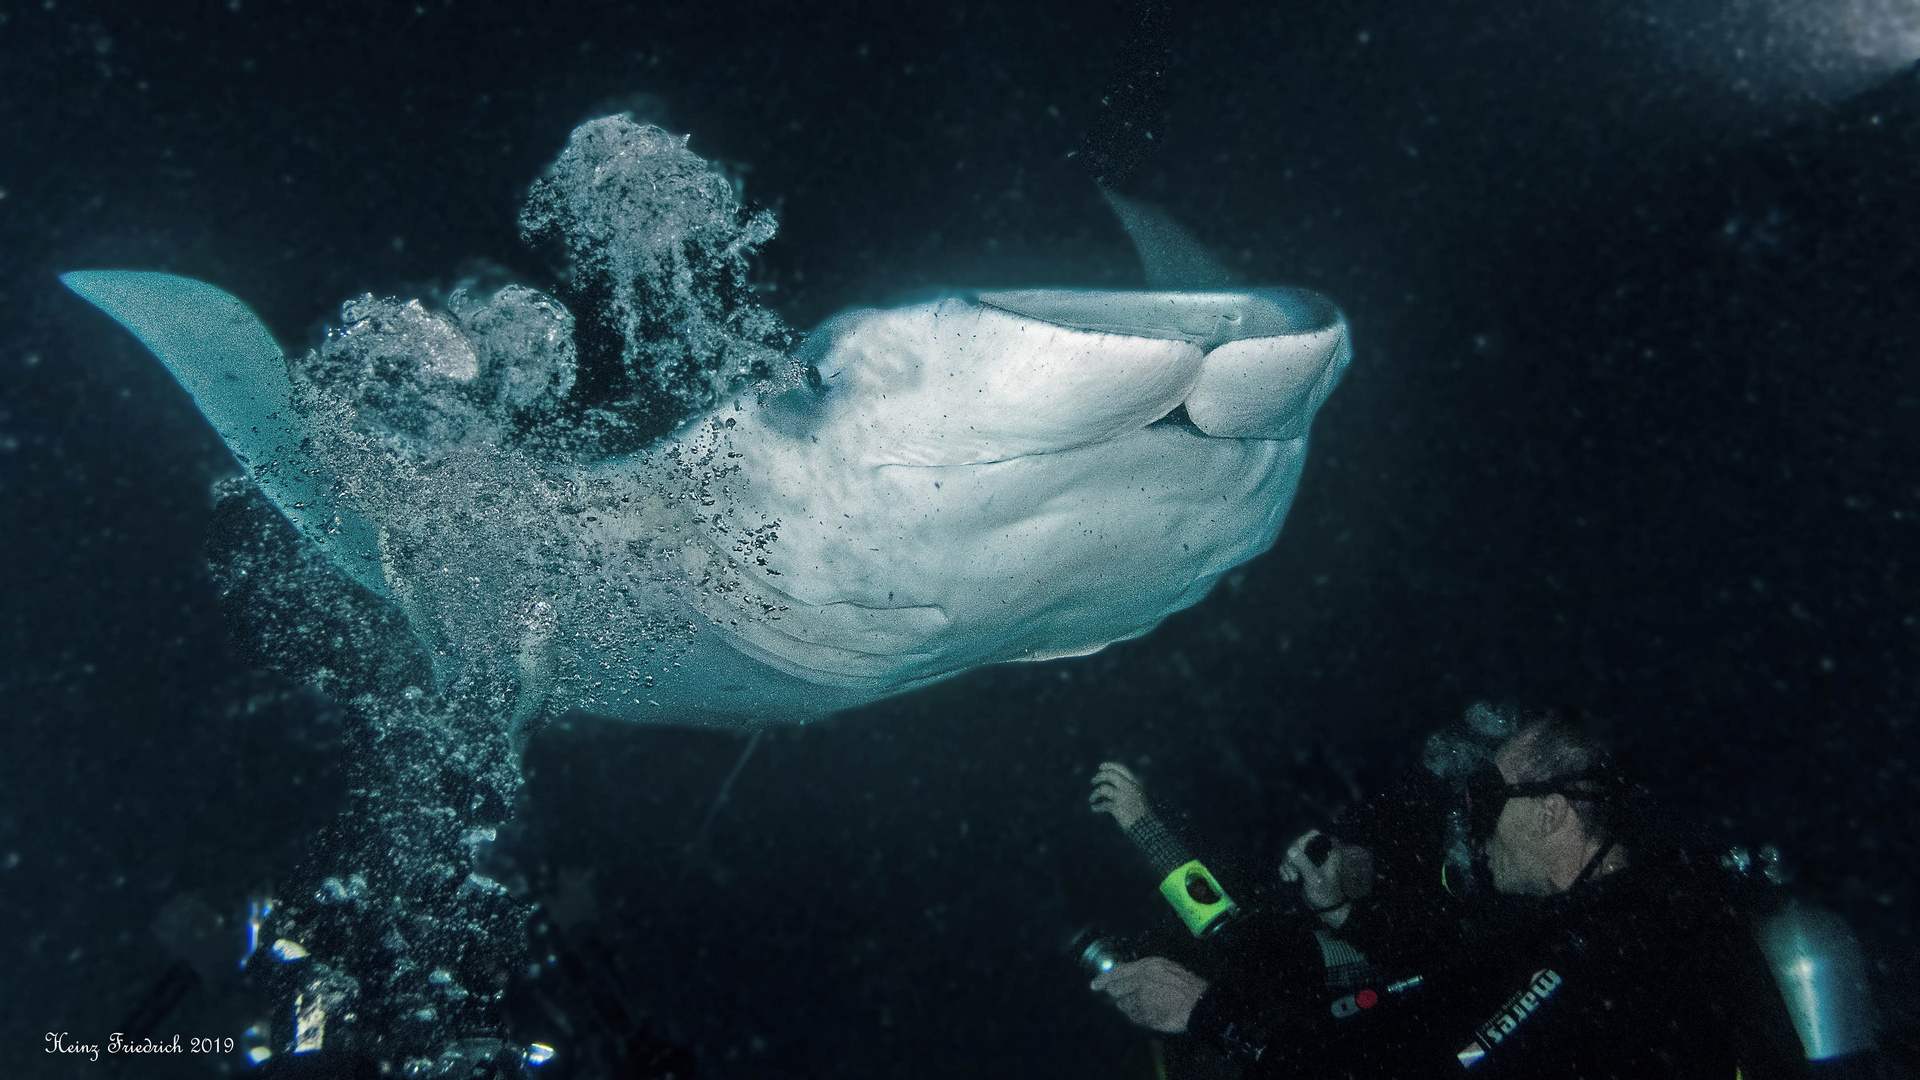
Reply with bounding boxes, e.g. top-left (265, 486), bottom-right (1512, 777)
top-left (1087, 711), bottom-right (1837, 1078)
